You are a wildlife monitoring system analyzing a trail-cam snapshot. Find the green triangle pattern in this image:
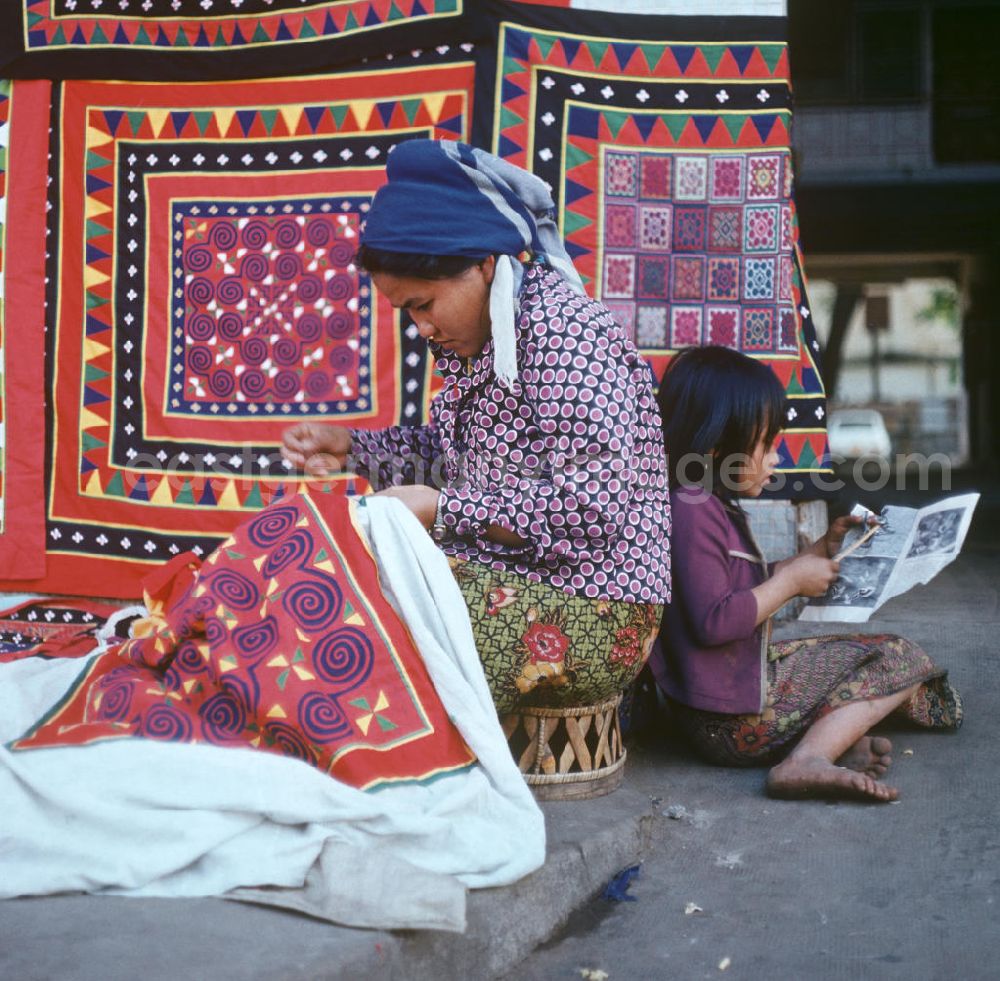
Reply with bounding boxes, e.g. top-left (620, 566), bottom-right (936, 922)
top-left (499, 105), bottom-right (522, 134)
top-left (243, 483), bottom-right (263, 509)
top-left (602, 110), bottom-right (631, 141)
top-left (175, 480), bottom-right (196, 505)
top-left (86, 219), bottom-right (109, 240)
top-left (759, 44), bottom-right (786, 74)
top-left (586, 41), bottom-right (610, 67)
top-left (562, 210), bottom-right (592, 237)
top-left (796, 440), bottom-right (818, 468)
top-left (259, 109), bottom-right (278, 135)
top-left (534, 36), bottom-right (557, 61)
top-left (663, 115), bottom-right (689, 141)
top-left (639, 43), bottom-right (664, 71)
top-left (104, 471), bottom-right (125, 498)
top-left (81, 431), bottom-right (107, 452)
top-left (701, 44), bottom-right (727, 73)
top-left (563, 141), bottom-right (593, 172)
top-left (721, 114), bottom-right (748, 141)
top-left (401, 98), bottom-right (423, 125)
top-left (193, 111), bottom-right (215, 136)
